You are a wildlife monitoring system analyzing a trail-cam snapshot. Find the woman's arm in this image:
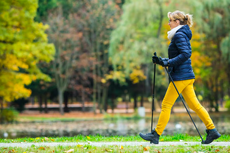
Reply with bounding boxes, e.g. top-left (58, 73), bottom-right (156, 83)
top-left (168, 32), bottom-right (191, 67)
